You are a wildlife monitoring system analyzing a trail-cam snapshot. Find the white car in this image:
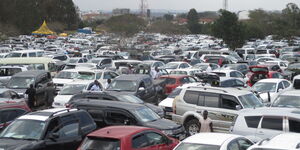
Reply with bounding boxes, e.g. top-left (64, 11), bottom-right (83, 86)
top-left (76, 69), bottom-right (119, 86)
top-left (53, 69), bottom-right (80, 90)
top-left (170, 68), bottom-right (202, 76)
top-left (163, 61), bottom-right (191, 73)
top-left (192, 63), bottom-right (220, 72)
top-left (252, 79), bottom-right (292, 103)
top-left (173, 133), bottom-right (253, 150)
top-left (212, 69), bottom-right (248, 83)
top-left (52, 80), bottom-right (92, 108)
top-left (248, 133), bottom-right (300, 150)
top-left (271, 90), bottom-right (300, 108)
